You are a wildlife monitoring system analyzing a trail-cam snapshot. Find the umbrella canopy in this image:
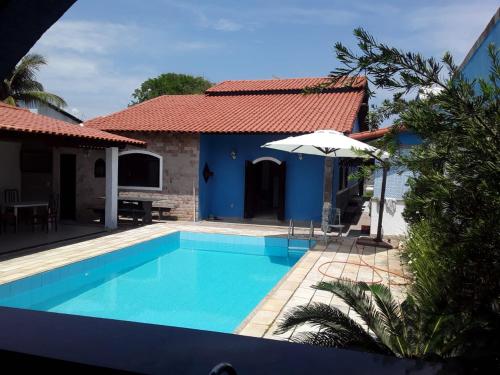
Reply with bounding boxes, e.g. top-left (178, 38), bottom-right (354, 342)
top-left (262, 130), bottom-right (386, 159)
top-left (261, 129), bottom-right (390, 243)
